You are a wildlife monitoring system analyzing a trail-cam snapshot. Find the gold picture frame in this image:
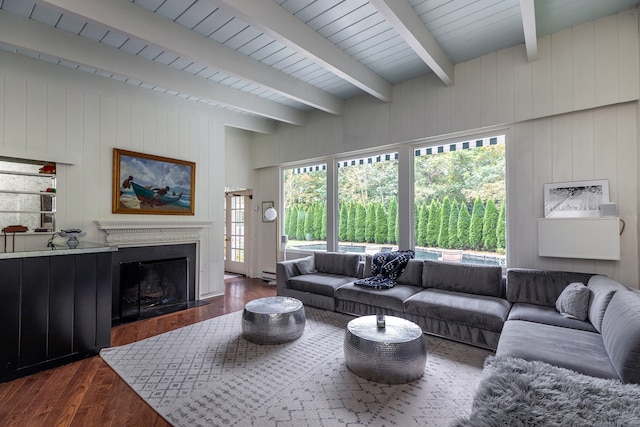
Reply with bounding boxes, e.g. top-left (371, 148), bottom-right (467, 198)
top-left (113, 149), bottom-right (195, 215)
